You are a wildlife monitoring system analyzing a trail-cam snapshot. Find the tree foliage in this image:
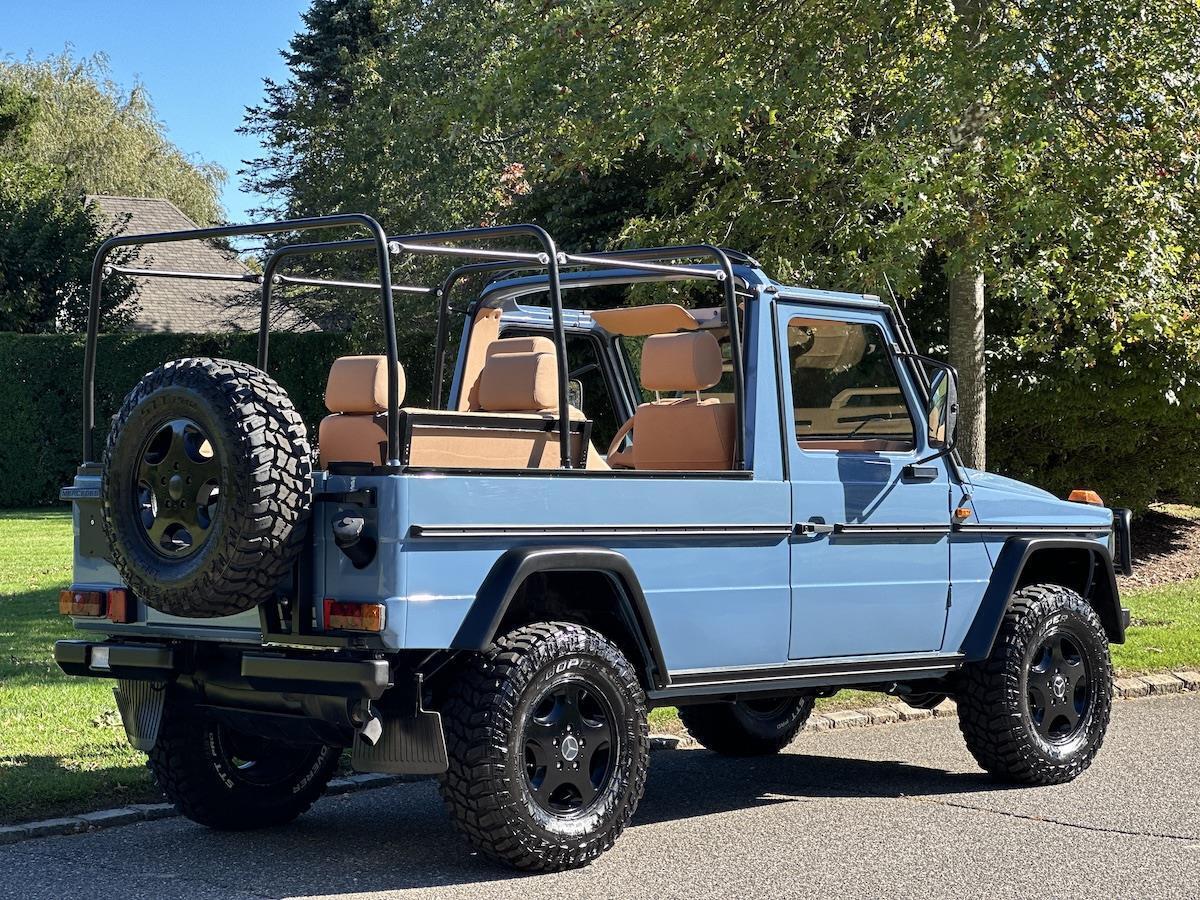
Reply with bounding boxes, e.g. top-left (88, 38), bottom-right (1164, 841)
top-left (0, 52), bottom-right (225, 333)
top-left (243, 0), bottom-right (1200, 508)
top-left (0, 53), bottom-right (226, 226)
